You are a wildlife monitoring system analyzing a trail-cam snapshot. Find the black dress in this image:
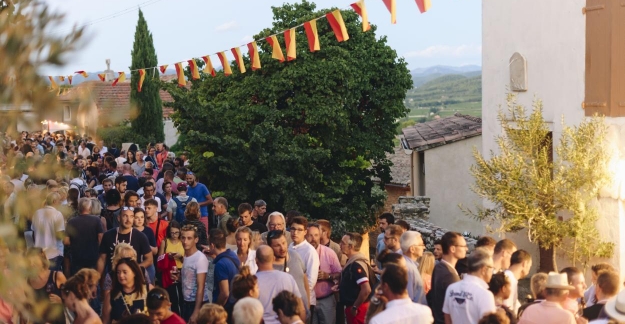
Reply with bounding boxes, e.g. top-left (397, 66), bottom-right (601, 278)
top-left (31, 271), bottom-right (66, 324)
